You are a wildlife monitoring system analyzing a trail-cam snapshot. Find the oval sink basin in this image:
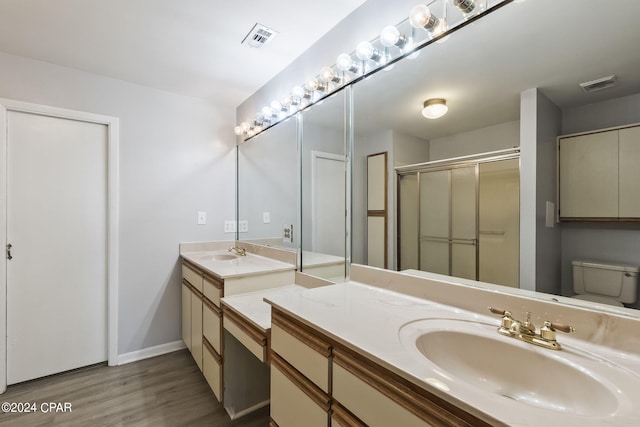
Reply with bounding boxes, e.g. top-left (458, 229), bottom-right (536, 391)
top-left (199, 253), bottom-right (238, 261)
top-left (400, 319), bottom-right (625, 417)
